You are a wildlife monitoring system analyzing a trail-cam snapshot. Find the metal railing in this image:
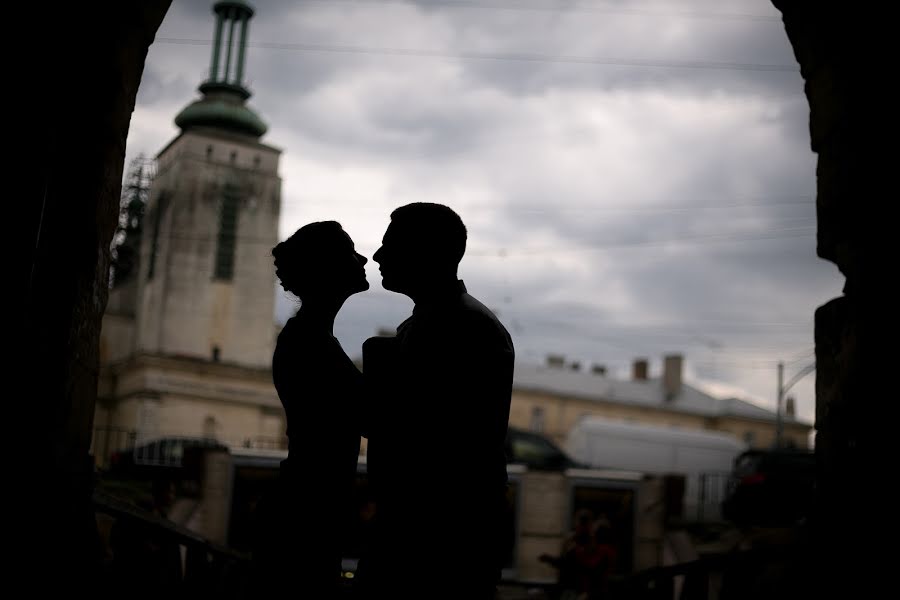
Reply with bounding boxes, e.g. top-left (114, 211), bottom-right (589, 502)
top-left (91, 426), bottom-right (137, 468)
top-left (621, 544), bottom-right (797, 600)
top-left (93, 489), bottom-right (251, 598)
top-left (697, 472), bottom-right (731, 522)
top-left (93, 488), bottom-right (551, 599)
top-left (91, 427), bottom-right (289, 470)
top-left (238, 435), bottom-right (288, 450)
